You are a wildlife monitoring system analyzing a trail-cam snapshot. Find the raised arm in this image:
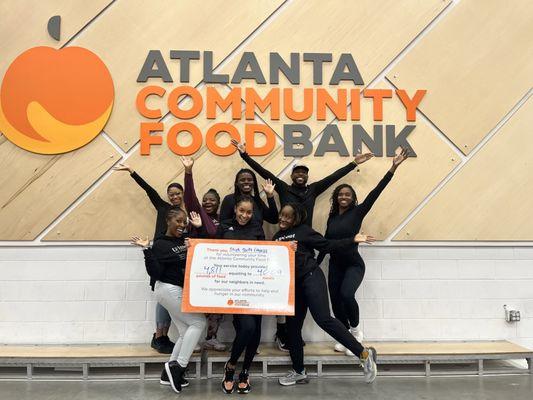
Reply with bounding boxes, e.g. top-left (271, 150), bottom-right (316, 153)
top-left (231, 140), bottom-right (285, 189)
top-left (260, 179), bottom-right (279, 224)
top-left (113, 163), bottom-right (166, 209)
top-left (182, 157), bottom-right (218, 237)
top-left (358, 147), bottom-right (409, 217)
top-left (312, 153), bottom-right (373, 195)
